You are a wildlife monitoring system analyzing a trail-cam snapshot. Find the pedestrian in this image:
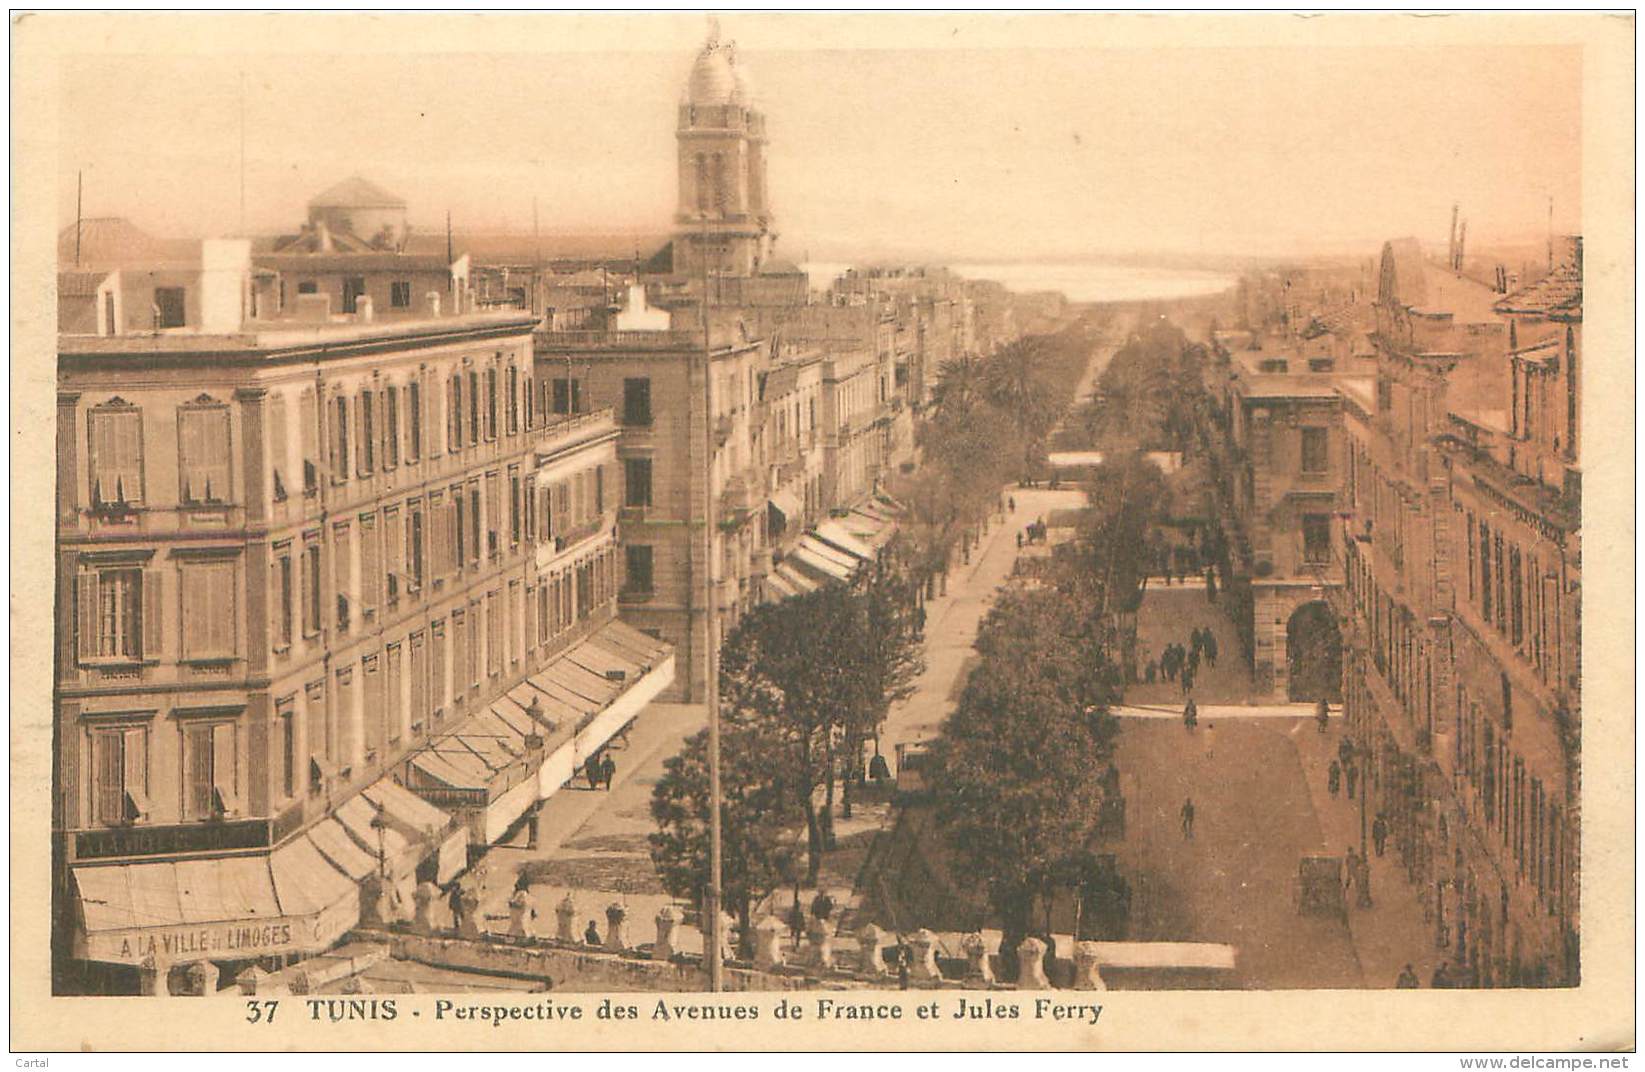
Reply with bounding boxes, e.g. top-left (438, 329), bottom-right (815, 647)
top-left (1345, 761), bottom-right (1359, 800)
top-left (1337, 737), bottom-right (1354, 769)
top-left (447, 883), bottom-right (465, 931)
top-left (1162, 645), bottom-right (1177, 681)
top-left (584, 920), bottom-right (602, 946)
top-left (1327, 759), bottom-right (1341, 797)
top-left (1189, 627), bottom-right (1203, 658)
top-left (1182, 697), bottom-right (1198, 731)
top-left (894, 940), bottom-right (912, 990)
top-left (585, 755), bottom-right (602, 790)
top-left (1205, 567), bottom-right (1218, 603)
top-left (1008, 495), bottom-right (1016, 513)
top-left (1144, 659), bottom-right (1158, 685)
top-left (1396, 964), bottom-right (1419, 988)
top-left (1180, 797), bottom-right (1196, 839)
top-left (1343, 847), bottom-right (1358, 893)
top-left (1316, 697), bottom-right (1331, 734)
top-left (602, 753), bottom-right (617, 790)
top-left (1372, 813), bottom-right (1389, 857)
top-left (1016, 531), bottom-right (1023, 550)
top-left (1204, 630), bottom-right (1218, 668)
top-left (1186, 646), bottom-right (1200, 679)
top-left (1181, 665), bottom-right (1196, 696)
top-left (1431, 961), bottom-right (1453, 989)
